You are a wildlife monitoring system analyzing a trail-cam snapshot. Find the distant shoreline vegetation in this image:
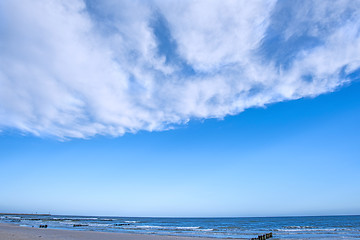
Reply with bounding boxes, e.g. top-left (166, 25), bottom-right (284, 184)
top-left (0, 213), bottom-right (51, 216)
